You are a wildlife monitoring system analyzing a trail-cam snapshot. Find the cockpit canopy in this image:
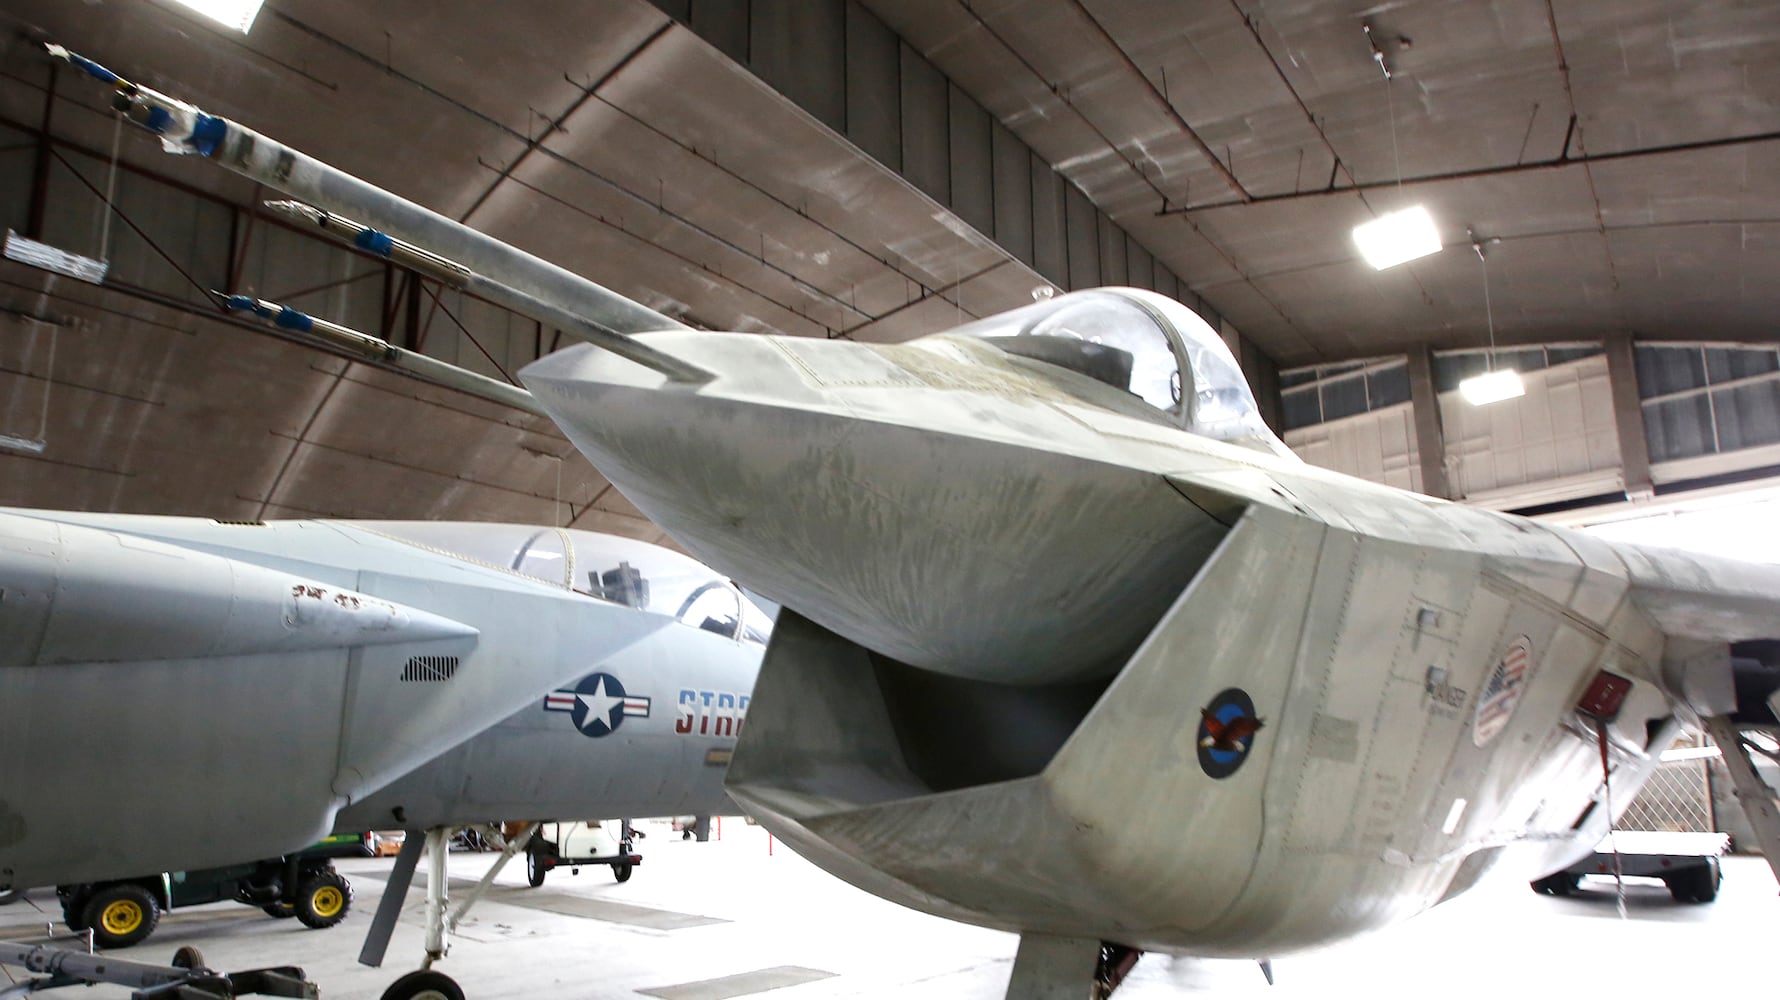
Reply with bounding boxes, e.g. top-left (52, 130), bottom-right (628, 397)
top-left (364, 521), bottom-right (773, 644)
top-left (947, 287), bottom-right (1285, 451)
